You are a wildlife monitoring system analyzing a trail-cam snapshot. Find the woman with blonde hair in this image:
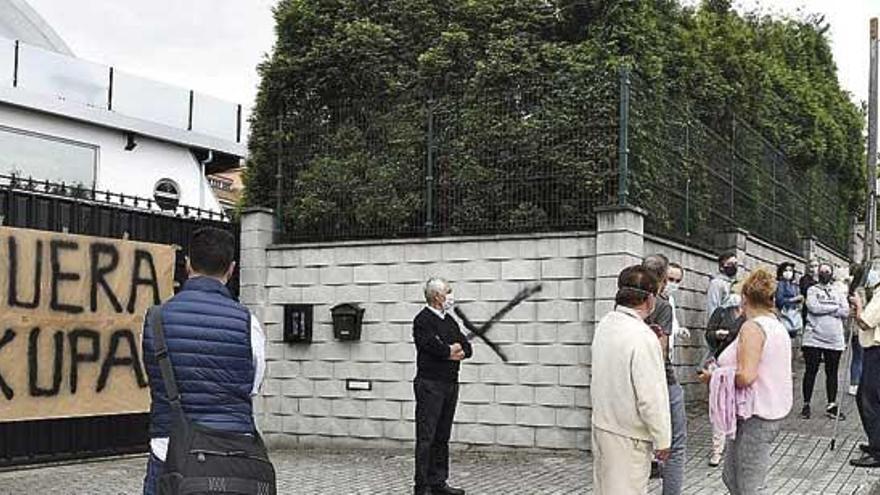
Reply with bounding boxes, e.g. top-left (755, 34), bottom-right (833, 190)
top-left (699, 267), bottom-right (793, 494)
